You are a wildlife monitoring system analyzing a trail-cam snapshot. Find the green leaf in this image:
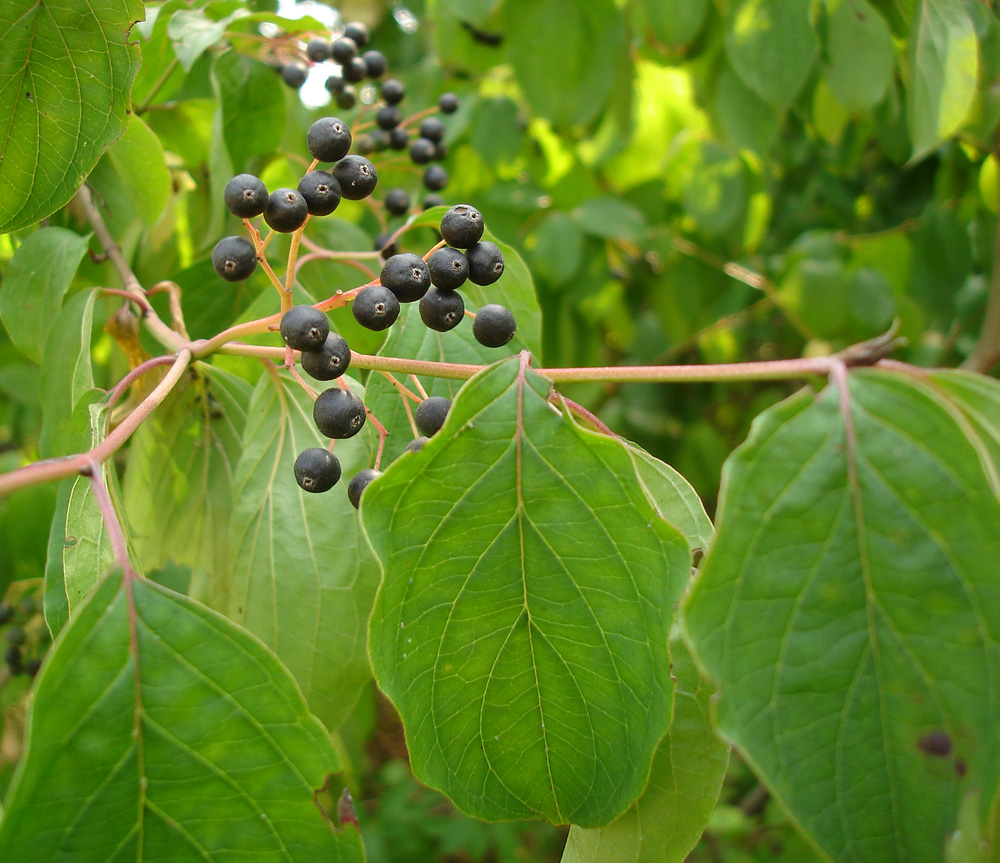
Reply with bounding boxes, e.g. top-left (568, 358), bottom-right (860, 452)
top-left (684, 370), bottom-right (1000, 862)
top-left (0, 569), bottom-right (365, 862)
top-left (61, 472), bottom-right (116, 613)
top-left (821, 0), bottom-right (895, 111)
top-left (106, 114), bottom-right (173, 227)
top-left (365, 358), bottom-right (691, 826)
top-left (168, 7), bottom-right (248, 71)
top-left (726, 0), bottom-right (819, 108)
top-left (560, 632), bottom-right (729, 863)
top-left (0, 228), bottom-right (90, 363)
top-left (226, 371), bottom-right (380, 732)
top-left (0, 0), bottom-right (144, 233)
top-left (504, 0), bottom-right (628, 130)
top-left (712, 64), bottom-right (781, 154)
top-left (38, 290), bottom-right (96, 457)
top-left (123, 365), bottom-right (249, 605)
top-left (212, 51), bottom-right (286, 174)
top-left (571, 198), bottom-right (647, 244)
top-left (907, 0), bottom-right (978, 159)
top-left (440, 0), bottom-right (502, 26)
top-left (635, 0), bottom-right (709, 49)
